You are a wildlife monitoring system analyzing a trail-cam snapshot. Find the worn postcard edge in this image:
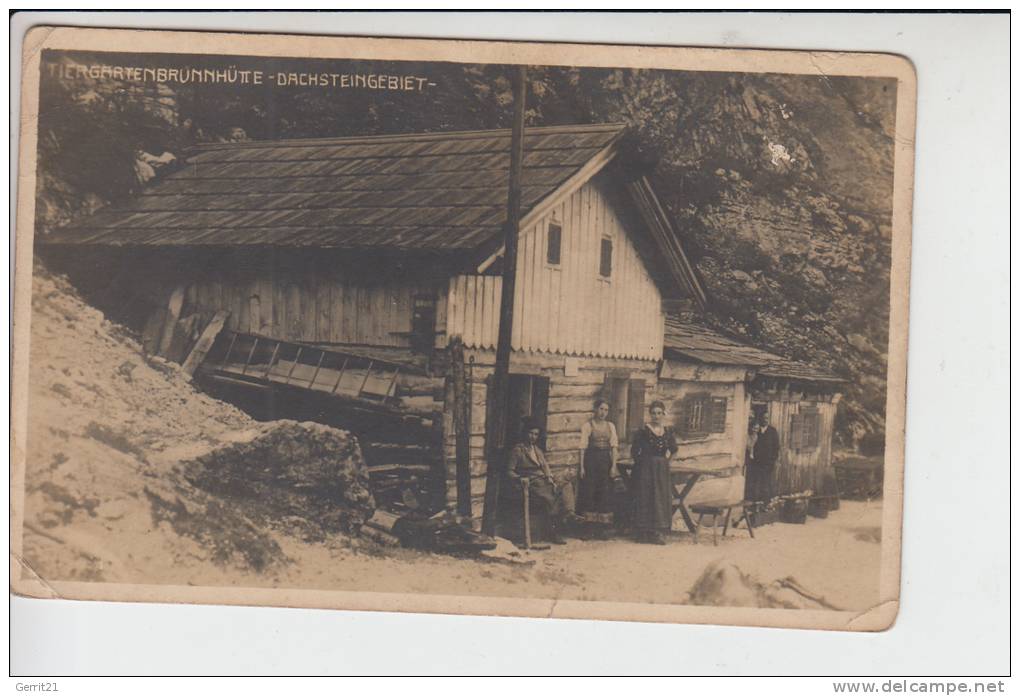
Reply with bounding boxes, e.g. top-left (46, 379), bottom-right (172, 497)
top-left (10, 25), bottom-right (917, 632)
